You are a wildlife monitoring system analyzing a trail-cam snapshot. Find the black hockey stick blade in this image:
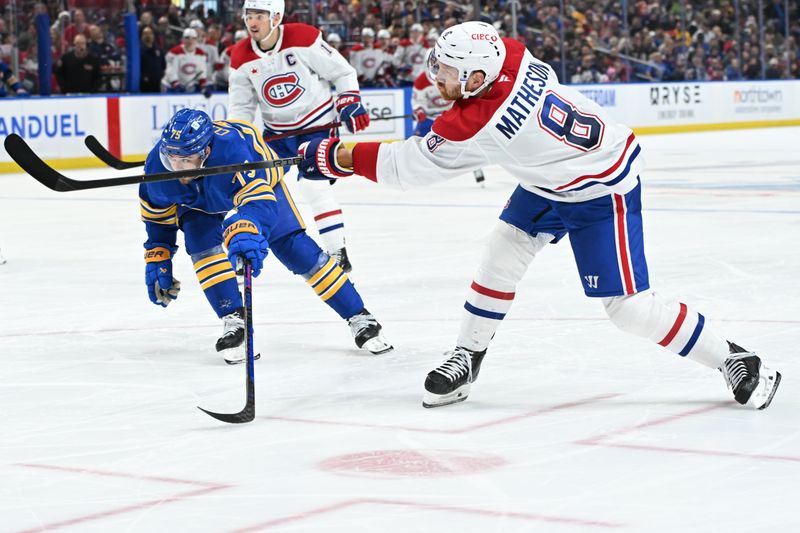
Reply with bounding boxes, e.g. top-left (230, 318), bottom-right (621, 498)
top-left (4, 133), bottom-right (303, 192)
top-left (84, 135), bottom-right (144, 169)
top-left (198, 260), bottom-right (256, 423)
